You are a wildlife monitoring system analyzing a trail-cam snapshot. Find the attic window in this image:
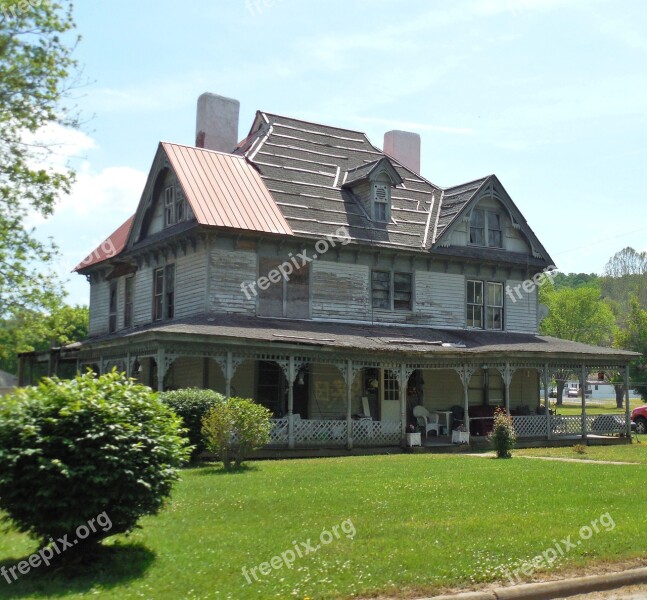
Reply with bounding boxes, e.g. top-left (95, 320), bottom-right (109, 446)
top-left (469, 208), bottom-right (502, 248)
top-left (373, 183), bottom-right (390, 221)
top-left (164, 185), bottom-right (187, 227)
